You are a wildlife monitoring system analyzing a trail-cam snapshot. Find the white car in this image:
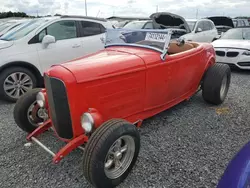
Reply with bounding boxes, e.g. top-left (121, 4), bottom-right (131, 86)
top-left (233, 18), bottom-right (250, 27)
top-left (149, 13), bottom-right (218, 43)
top-left (212, 27), bottom-right (250, 70)
top-left (185, 19), bottom-right (218, 42)
top-left (0, 16), bottom-right (113, 102)
top-left (123, 20), bottom-right (153, 29)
